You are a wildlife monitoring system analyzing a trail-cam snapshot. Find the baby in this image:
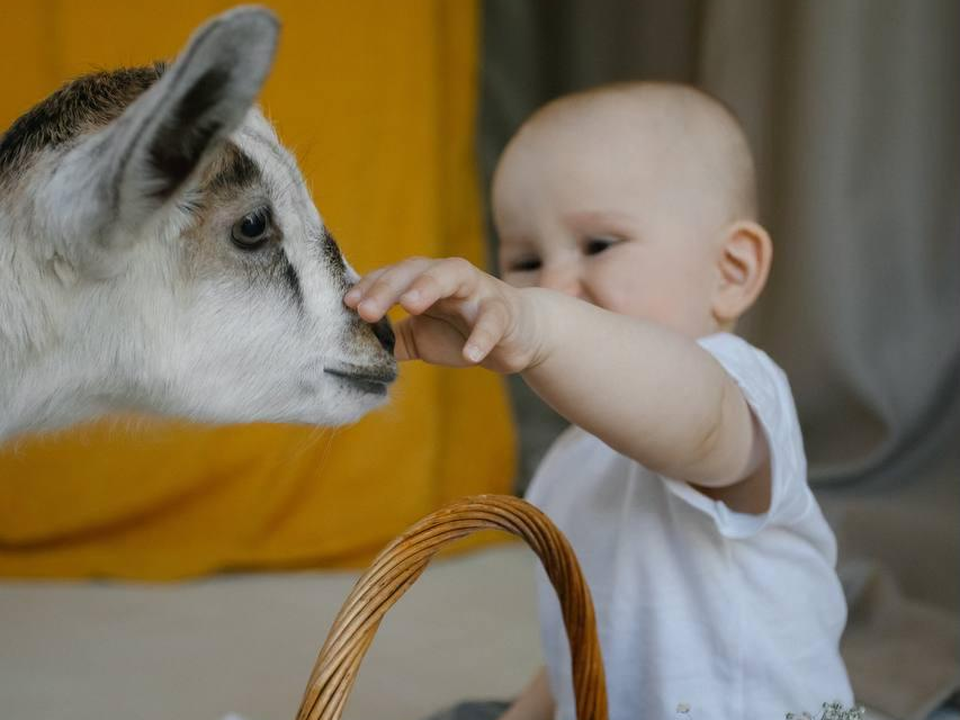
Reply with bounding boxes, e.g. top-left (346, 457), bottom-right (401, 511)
top-left (345, 82), bottom-right (853, 720)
